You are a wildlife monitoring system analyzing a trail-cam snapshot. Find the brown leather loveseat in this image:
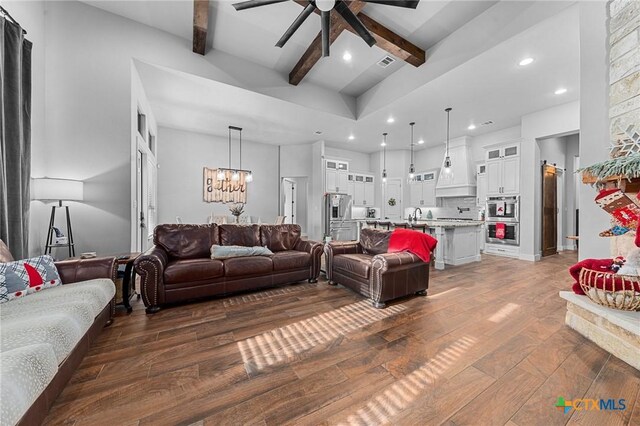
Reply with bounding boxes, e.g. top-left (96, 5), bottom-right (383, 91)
top-left (134, 224), bottom-right (323, 313)
top-left (325, 228), bottom-right (429, 308)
